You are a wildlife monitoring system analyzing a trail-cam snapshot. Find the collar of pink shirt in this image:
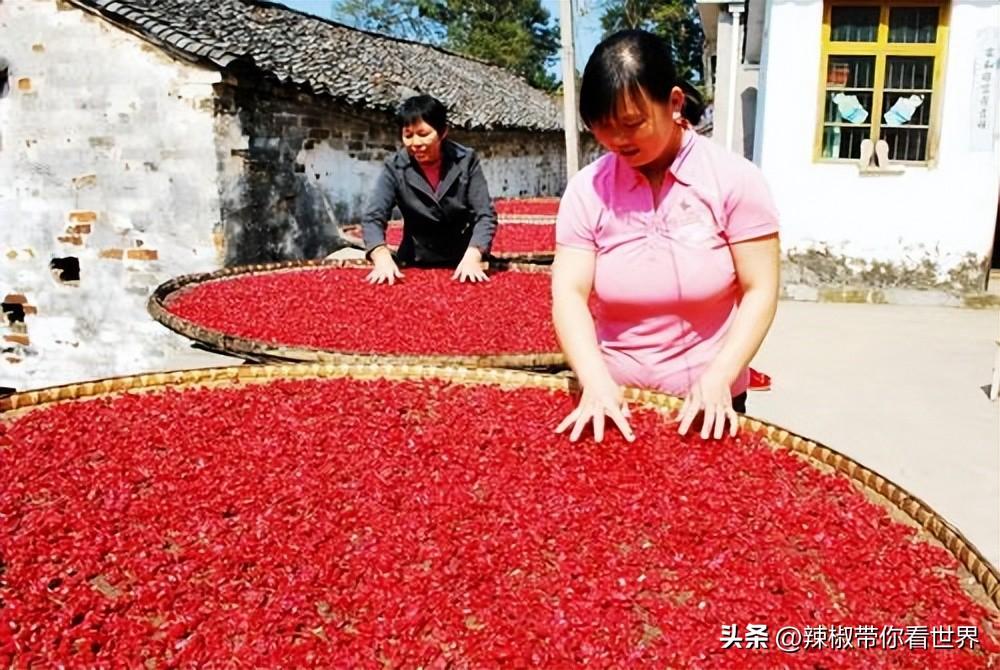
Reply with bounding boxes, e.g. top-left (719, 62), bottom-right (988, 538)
top-left (613, 129), bottom-right (699, 195)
